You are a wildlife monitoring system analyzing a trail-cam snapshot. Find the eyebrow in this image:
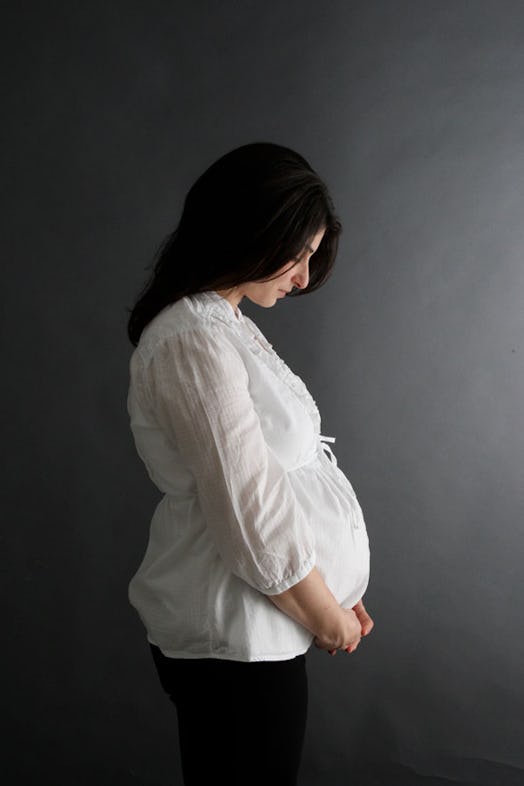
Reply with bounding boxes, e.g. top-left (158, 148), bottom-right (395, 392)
top-left (295, 242), bottom-right (318, 262)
